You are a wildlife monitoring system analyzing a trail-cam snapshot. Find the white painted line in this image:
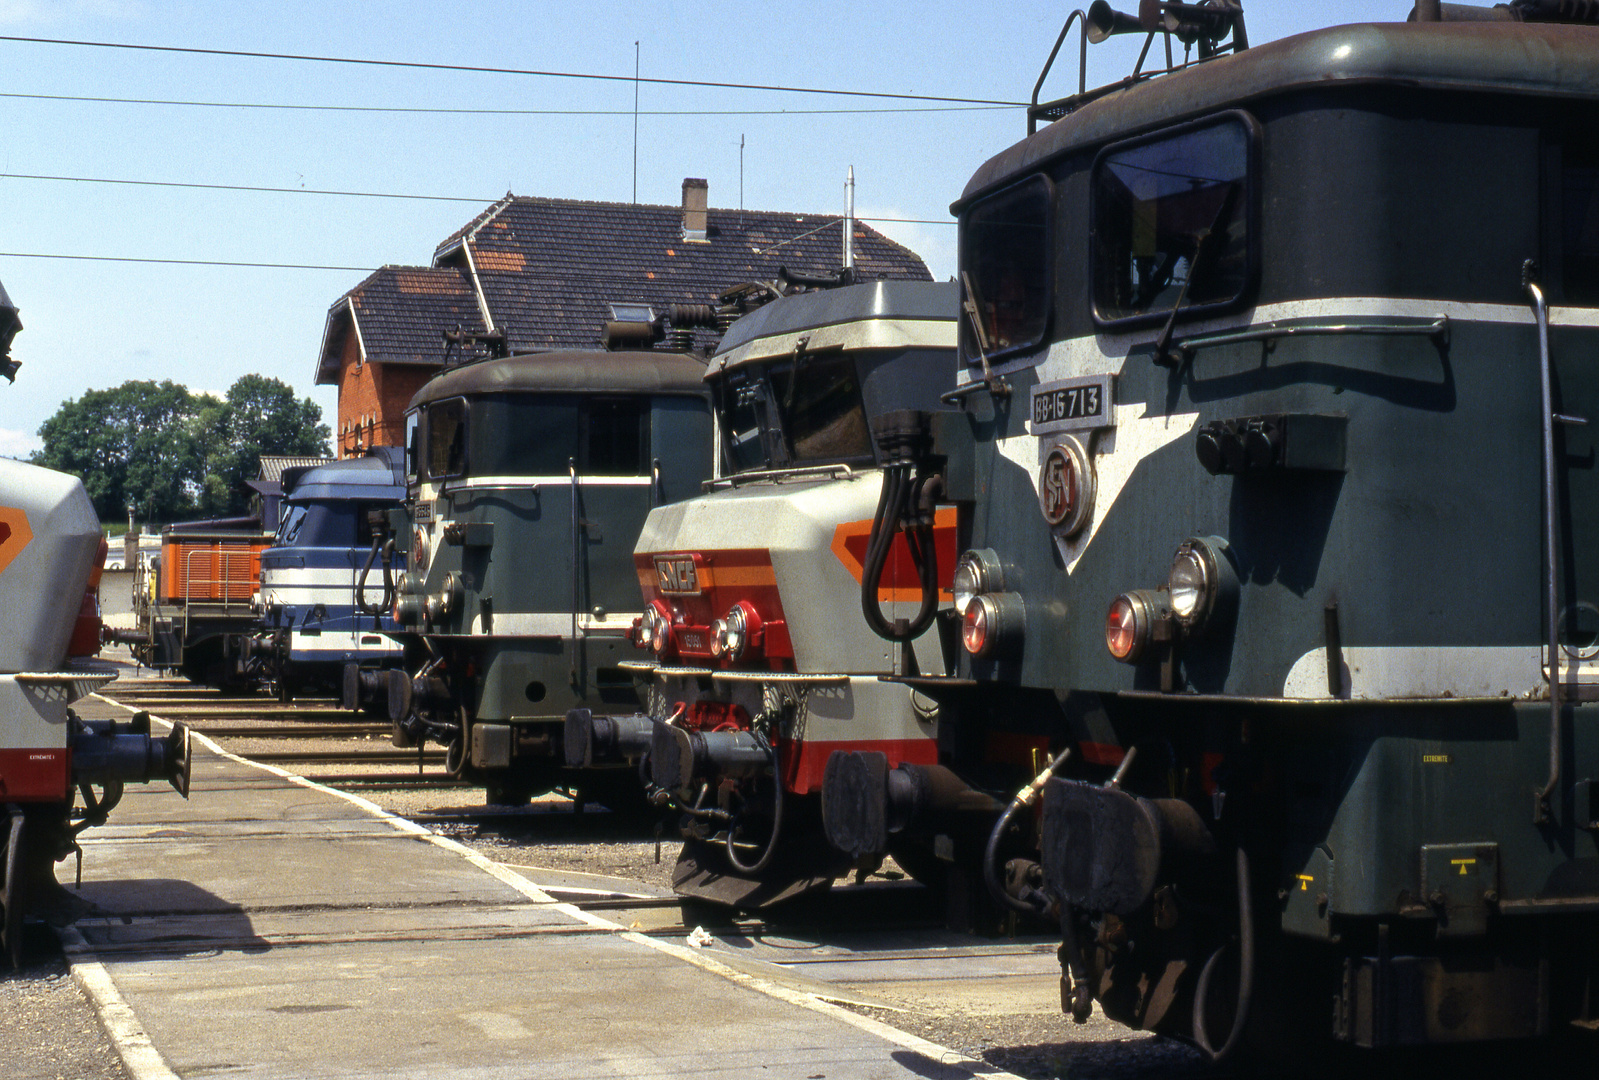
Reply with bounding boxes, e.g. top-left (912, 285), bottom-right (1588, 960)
top-left (59, 925), bottom-right (182, 1080)
top-left (84, 692), bottom-right (1026, 1080)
